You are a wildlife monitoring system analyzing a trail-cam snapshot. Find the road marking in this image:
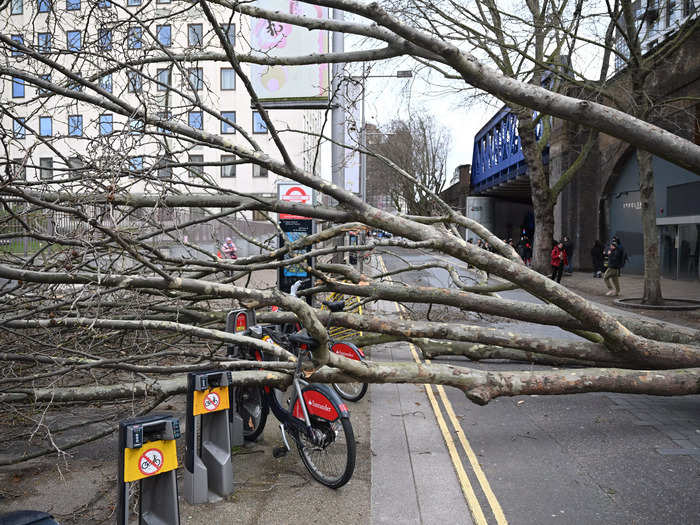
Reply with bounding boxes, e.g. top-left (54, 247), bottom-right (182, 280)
top-left (378, 254), bottom-right (508, 525)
